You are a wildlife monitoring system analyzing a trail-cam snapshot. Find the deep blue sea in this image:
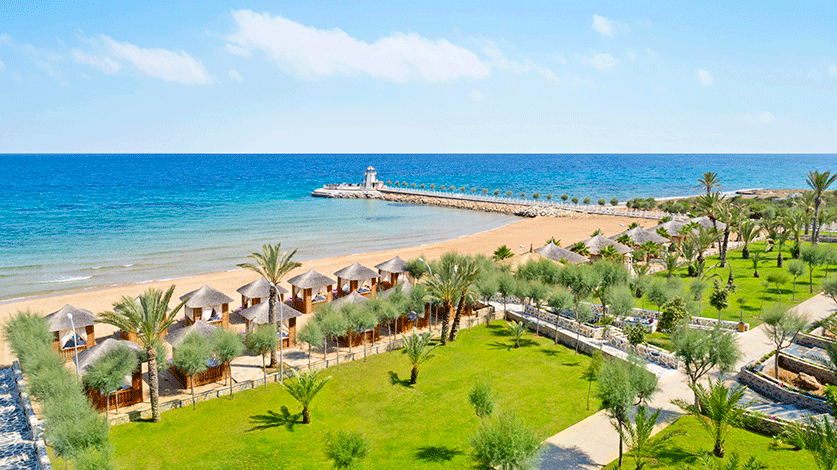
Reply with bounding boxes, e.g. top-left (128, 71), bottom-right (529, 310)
top-left (1, 154), bottom-right (835, 300)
